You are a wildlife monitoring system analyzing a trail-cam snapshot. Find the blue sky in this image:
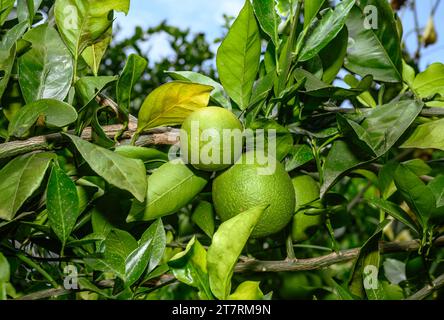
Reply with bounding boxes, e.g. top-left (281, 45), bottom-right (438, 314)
top-left (115, 0), bottom-right (444, 71)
